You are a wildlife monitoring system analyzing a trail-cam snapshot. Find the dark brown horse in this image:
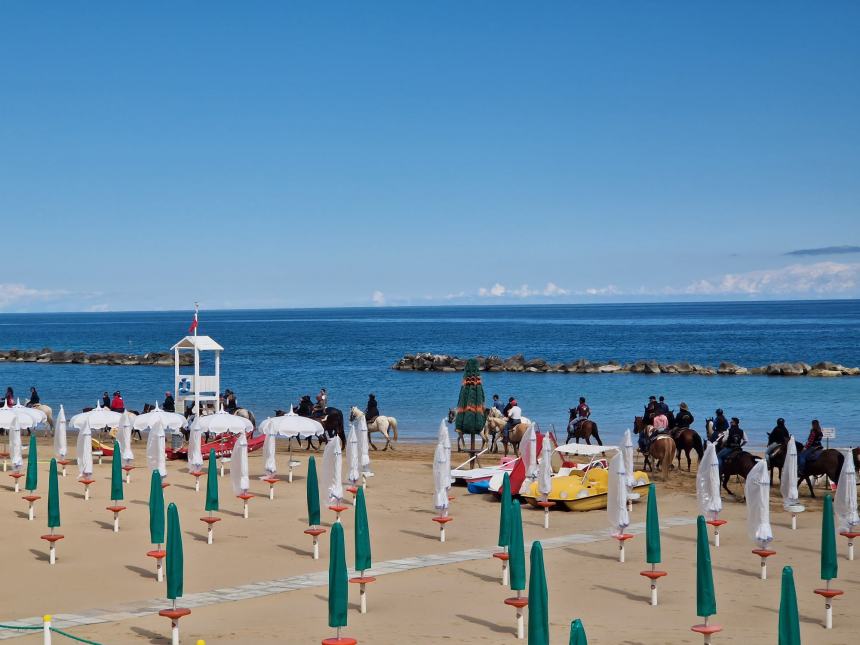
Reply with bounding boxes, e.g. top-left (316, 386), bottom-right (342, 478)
top-left (276, 405), bottom-right (346, 449)
top-left (566, 409), bottom-right (603, 445)
top-left (765, 438), bottom-right (804, 484)
top-left (720, 450), bottom-right (760, 496)
top-left (798, 448), bottom-right (860, 498)
top-left (672, 428), bottom-right (704, 471)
